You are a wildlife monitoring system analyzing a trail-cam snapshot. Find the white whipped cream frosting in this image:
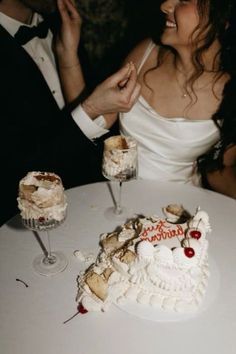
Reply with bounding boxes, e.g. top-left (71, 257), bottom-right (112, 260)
top-left (77, 207), bottom-right (211, 313)
top-left (137, 240), bottom-right (155, 260)
top-left (188, 210), bottom-right (211, 233)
